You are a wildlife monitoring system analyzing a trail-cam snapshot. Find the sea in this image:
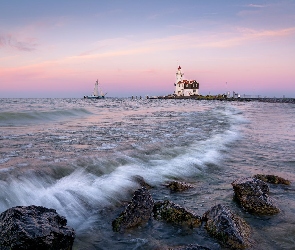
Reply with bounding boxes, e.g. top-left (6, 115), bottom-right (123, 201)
top-left (0, 98), bottom-right (294, 250)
